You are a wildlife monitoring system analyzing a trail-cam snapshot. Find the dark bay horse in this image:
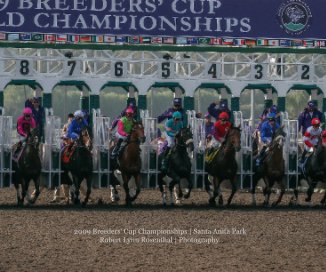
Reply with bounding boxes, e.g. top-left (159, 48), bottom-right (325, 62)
top-left (158, 127), bottom-right (194, 206)
top-left (61, 128), bottom-right (93, 206)
top-left (205, 126), bottom-right (241, 206)
top-left (113, 121), bottom-right (145, 205)
top-left (299, 136), bottom-right (326, 205)
top-left (12, 128), bottom-right (42, 206)
top-left (251, 126), bottom-right (286, 207)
